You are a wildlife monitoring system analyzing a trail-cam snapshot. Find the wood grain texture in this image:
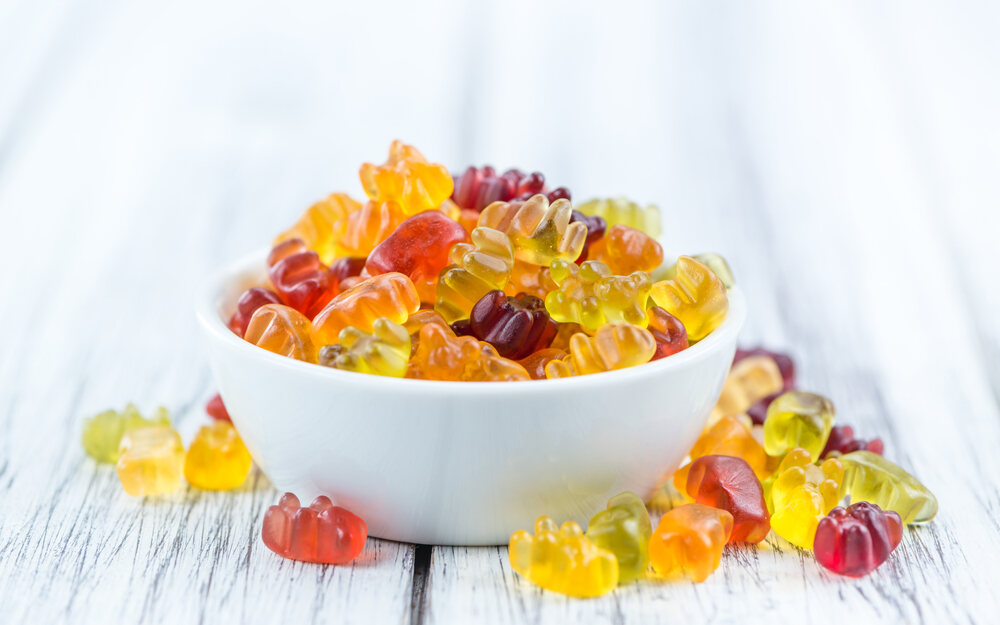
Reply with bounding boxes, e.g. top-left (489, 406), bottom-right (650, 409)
top-left (1, 1), bottom-right (998, 624)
